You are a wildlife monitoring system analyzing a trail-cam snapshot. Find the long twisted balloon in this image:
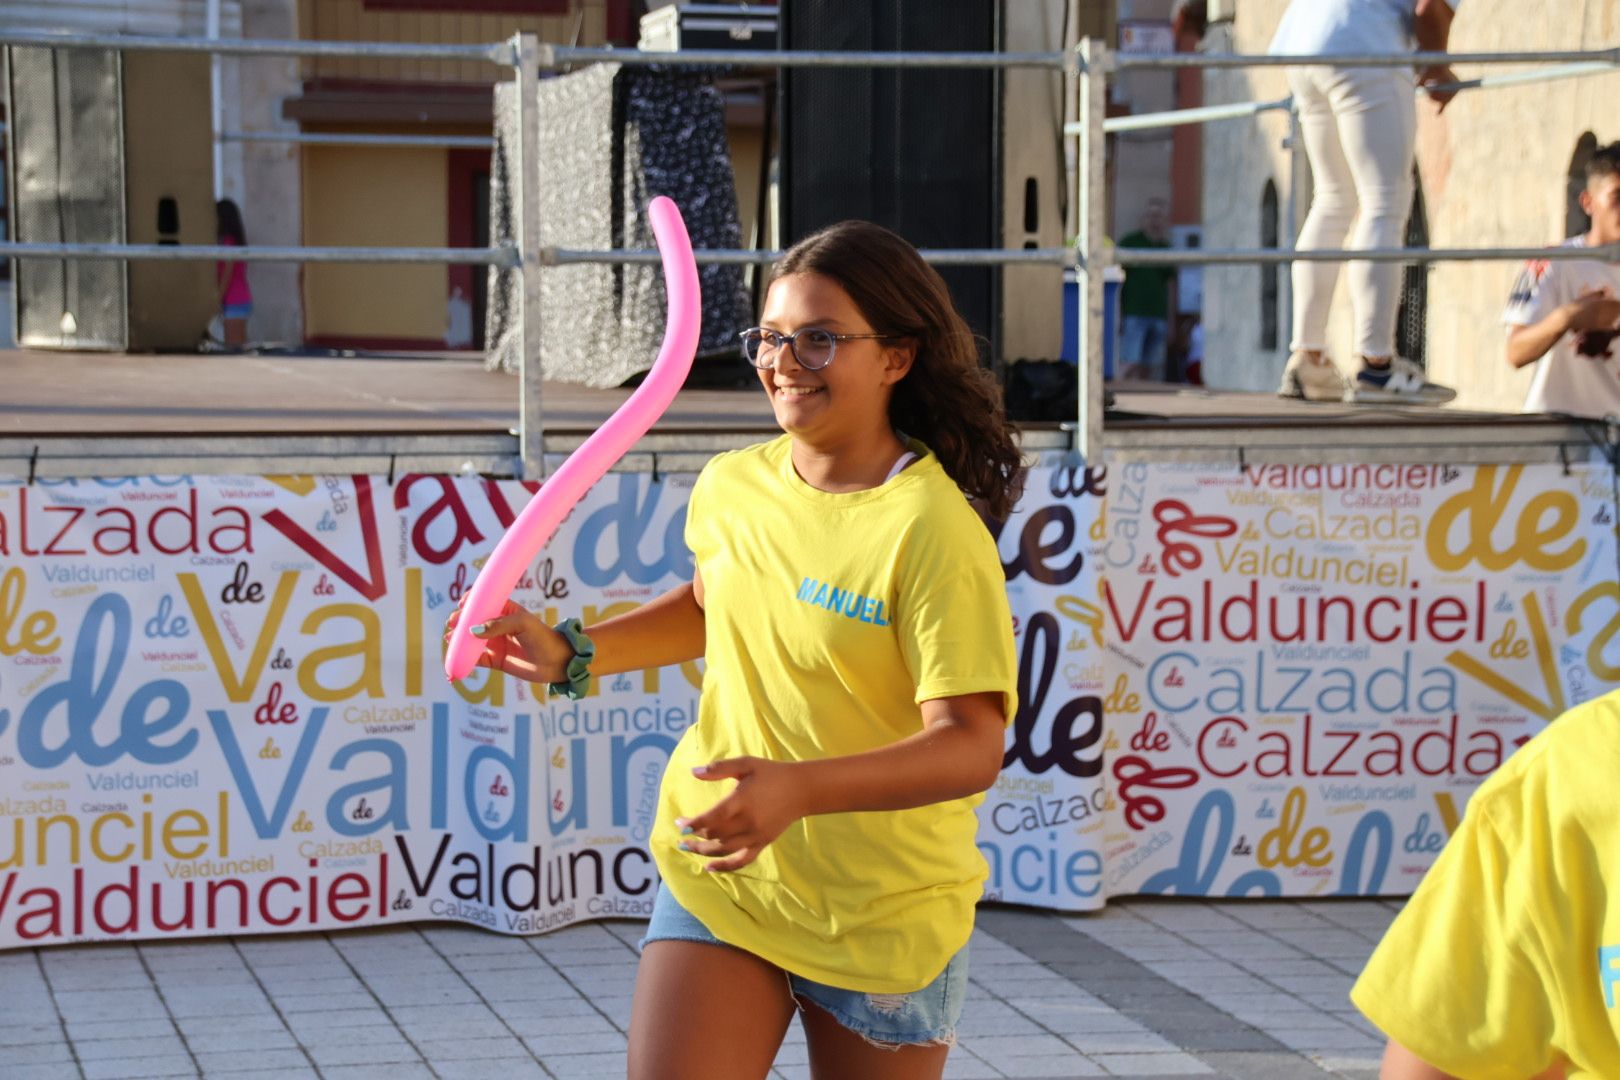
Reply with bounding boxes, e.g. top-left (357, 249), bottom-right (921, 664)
top-left (444, 196), bottom-right (700, 681)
